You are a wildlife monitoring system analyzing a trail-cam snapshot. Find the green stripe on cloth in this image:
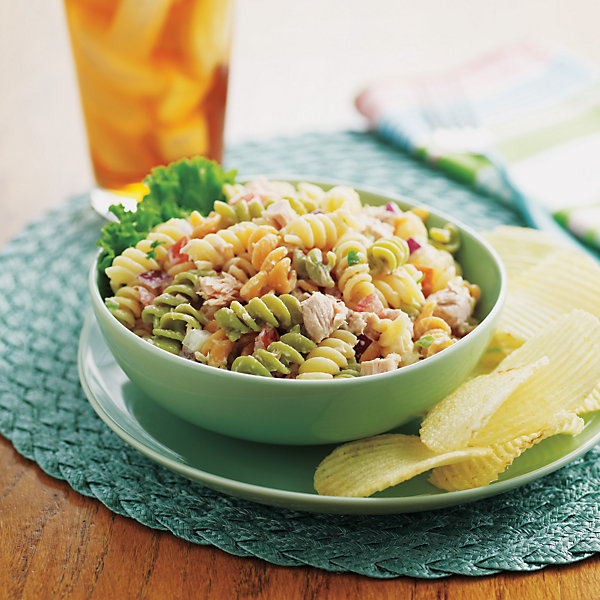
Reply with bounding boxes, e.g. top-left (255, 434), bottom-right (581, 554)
top-left (498, 106), bottom-right (600, 162)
